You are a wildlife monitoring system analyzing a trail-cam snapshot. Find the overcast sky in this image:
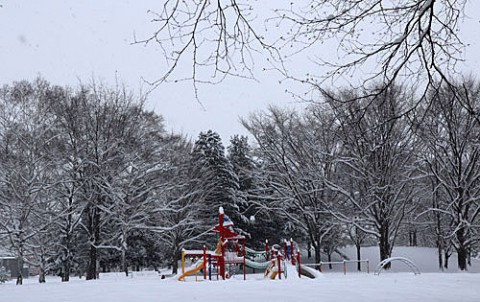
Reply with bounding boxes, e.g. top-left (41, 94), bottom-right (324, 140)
top-left (1, 1), bottom-right (479, 143)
